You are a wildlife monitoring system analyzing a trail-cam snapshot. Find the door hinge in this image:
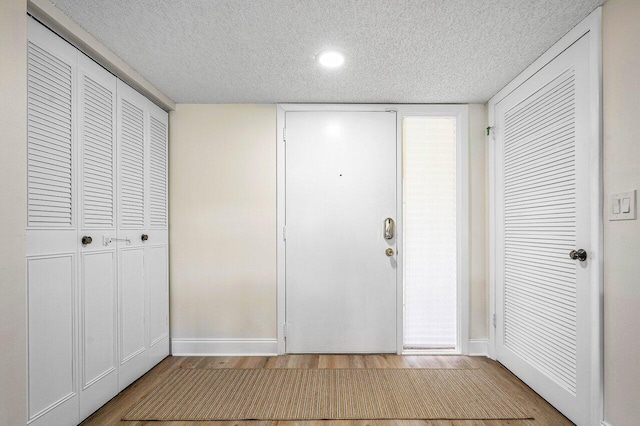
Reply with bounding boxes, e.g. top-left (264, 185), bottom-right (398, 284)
top-left (283, 128), bottom-right (287, 142)
top-left (492, 313), bottom-right (497, 328)
top-left (283, 226), bottom-right (286, 241)
top-left (283, 323), bottom-right (288, 338)
top-left (487, 126), bottom-right (496, 140)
